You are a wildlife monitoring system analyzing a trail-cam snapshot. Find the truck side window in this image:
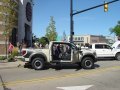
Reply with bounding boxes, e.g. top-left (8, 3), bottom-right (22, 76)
top-left (104, 45), bottom-right (111, 49)
top-left (95, 44), bottom-right (103, 49)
